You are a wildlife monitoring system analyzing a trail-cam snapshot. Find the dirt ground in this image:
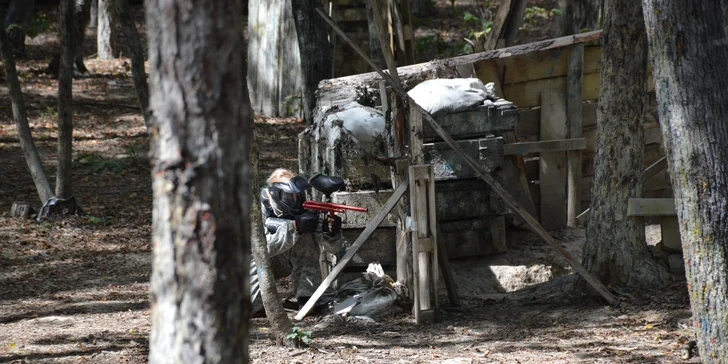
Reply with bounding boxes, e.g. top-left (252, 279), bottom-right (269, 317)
top-left (0, 2), bottom-right (699, 363)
